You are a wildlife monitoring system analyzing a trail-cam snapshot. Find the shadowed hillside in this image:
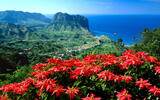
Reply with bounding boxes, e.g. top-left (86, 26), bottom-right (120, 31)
top-left (0, 10), bottom-right (51, 26)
